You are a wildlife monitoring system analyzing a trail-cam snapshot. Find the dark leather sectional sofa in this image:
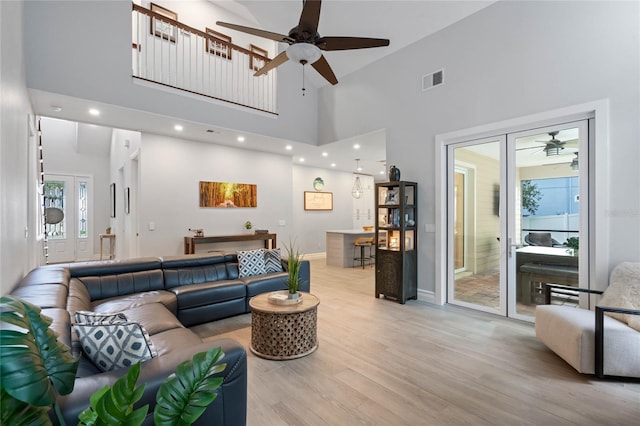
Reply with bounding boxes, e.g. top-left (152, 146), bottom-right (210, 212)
top-left (8, 251), bottom-right (311, 425)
